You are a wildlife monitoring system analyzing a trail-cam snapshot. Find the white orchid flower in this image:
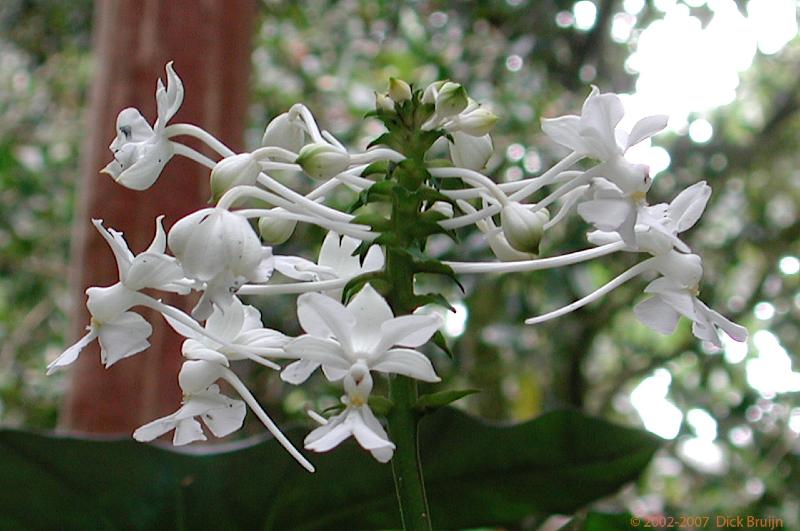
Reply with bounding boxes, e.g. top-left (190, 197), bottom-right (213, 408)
top-left (587, 181), bottom-right (712, 255)
top-left (542, 86), bottom-right (667, 195)
top-left (577, 177), bottom-right (642, 247)
top-left (134, 360), bottom-right (243, 445)
top-left (136, 358), bottom-right (314, 471)
top-left (634, 276), bottom-right (748, 348)
top-left (102, 62), bottom-right (184, 190)
top-left (178, 297), bottom-right (288, 369)
top-left (304, 361), bottom-right (395, 462)
top-left (47, 217), bottom-right (191, 374)
top-left (133, 383), bottom-right (246, 446)
top-left (281, 284), bottom-right (441, 385)
top-left (167, 207), bottom-right (273, 319)
top-left (280, 232), bottom-right (385, 381)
